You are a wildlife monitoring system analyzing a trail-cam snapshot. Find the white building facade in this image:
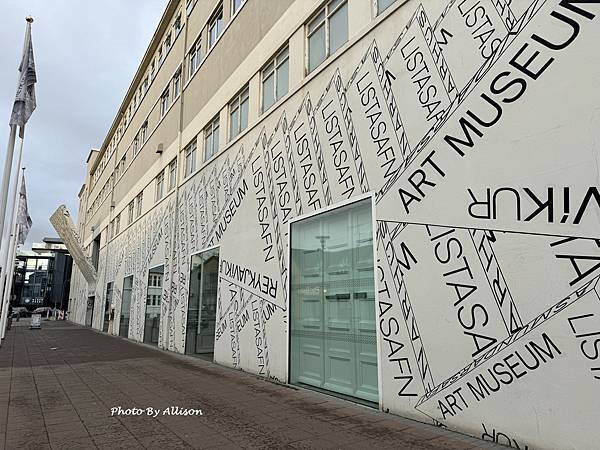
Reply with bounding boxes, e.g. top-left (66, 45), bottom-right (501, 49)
top-left (64, 1), bottom-right (600, 449)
